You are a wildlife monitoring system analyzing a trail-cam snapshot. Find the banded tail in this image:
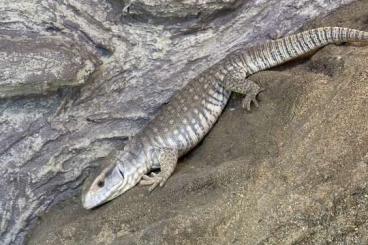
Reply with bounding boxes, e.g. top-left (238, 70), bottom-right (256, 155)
top-left (243, 27), bottom-right (368, 74)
